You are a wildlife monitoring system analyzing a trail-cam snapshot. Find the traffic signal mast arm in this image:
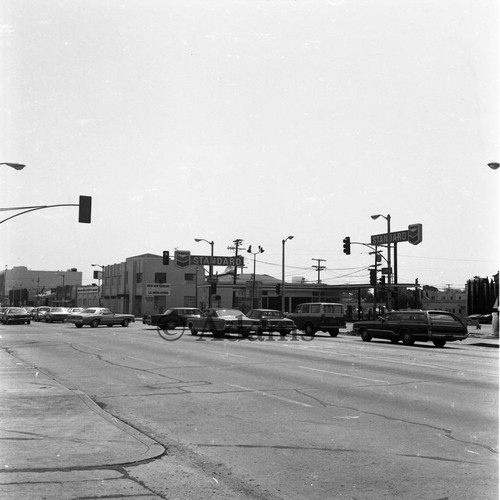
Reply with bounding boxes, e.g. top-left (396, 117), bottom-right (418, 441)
top-left (0, 196), bottom-right (92, 225)
top-left (345, 240), bottom-right (389, 264)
